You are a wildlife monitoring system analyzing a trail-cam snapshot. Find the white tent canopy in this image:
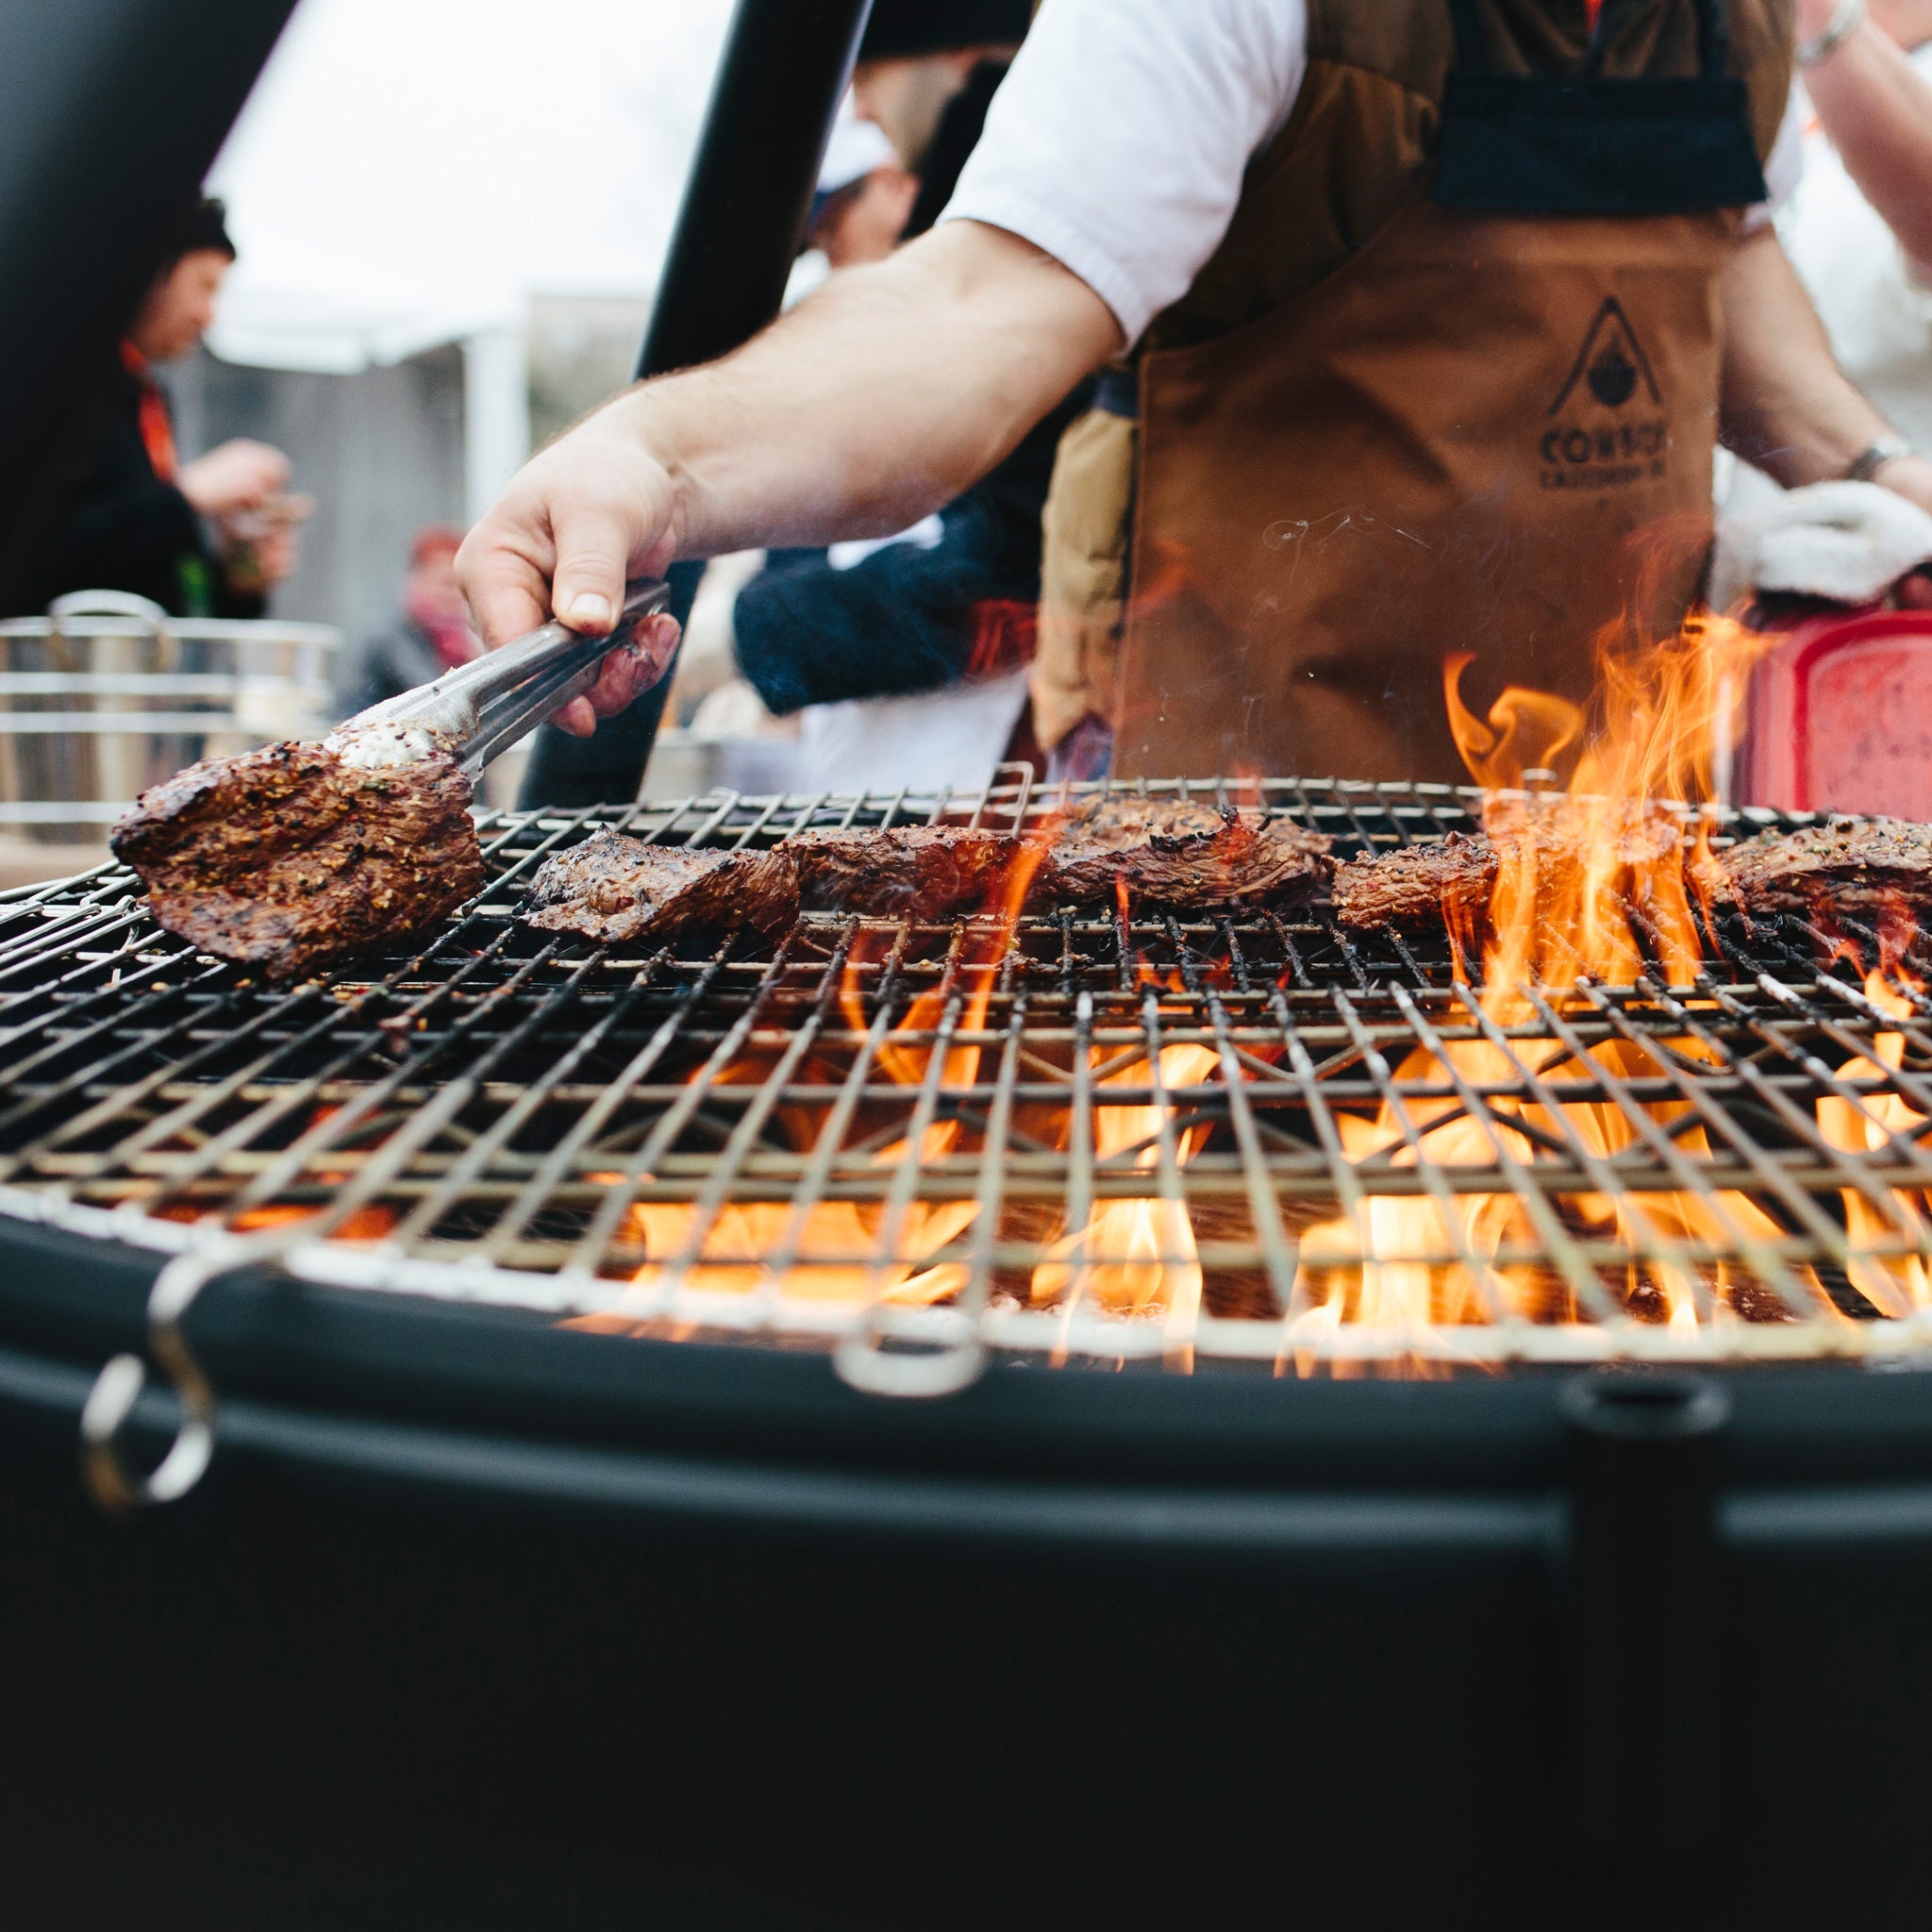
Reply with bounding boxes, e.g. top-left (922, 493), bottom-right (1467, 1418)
top-left (206, 0), bottom-right (733, 375)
